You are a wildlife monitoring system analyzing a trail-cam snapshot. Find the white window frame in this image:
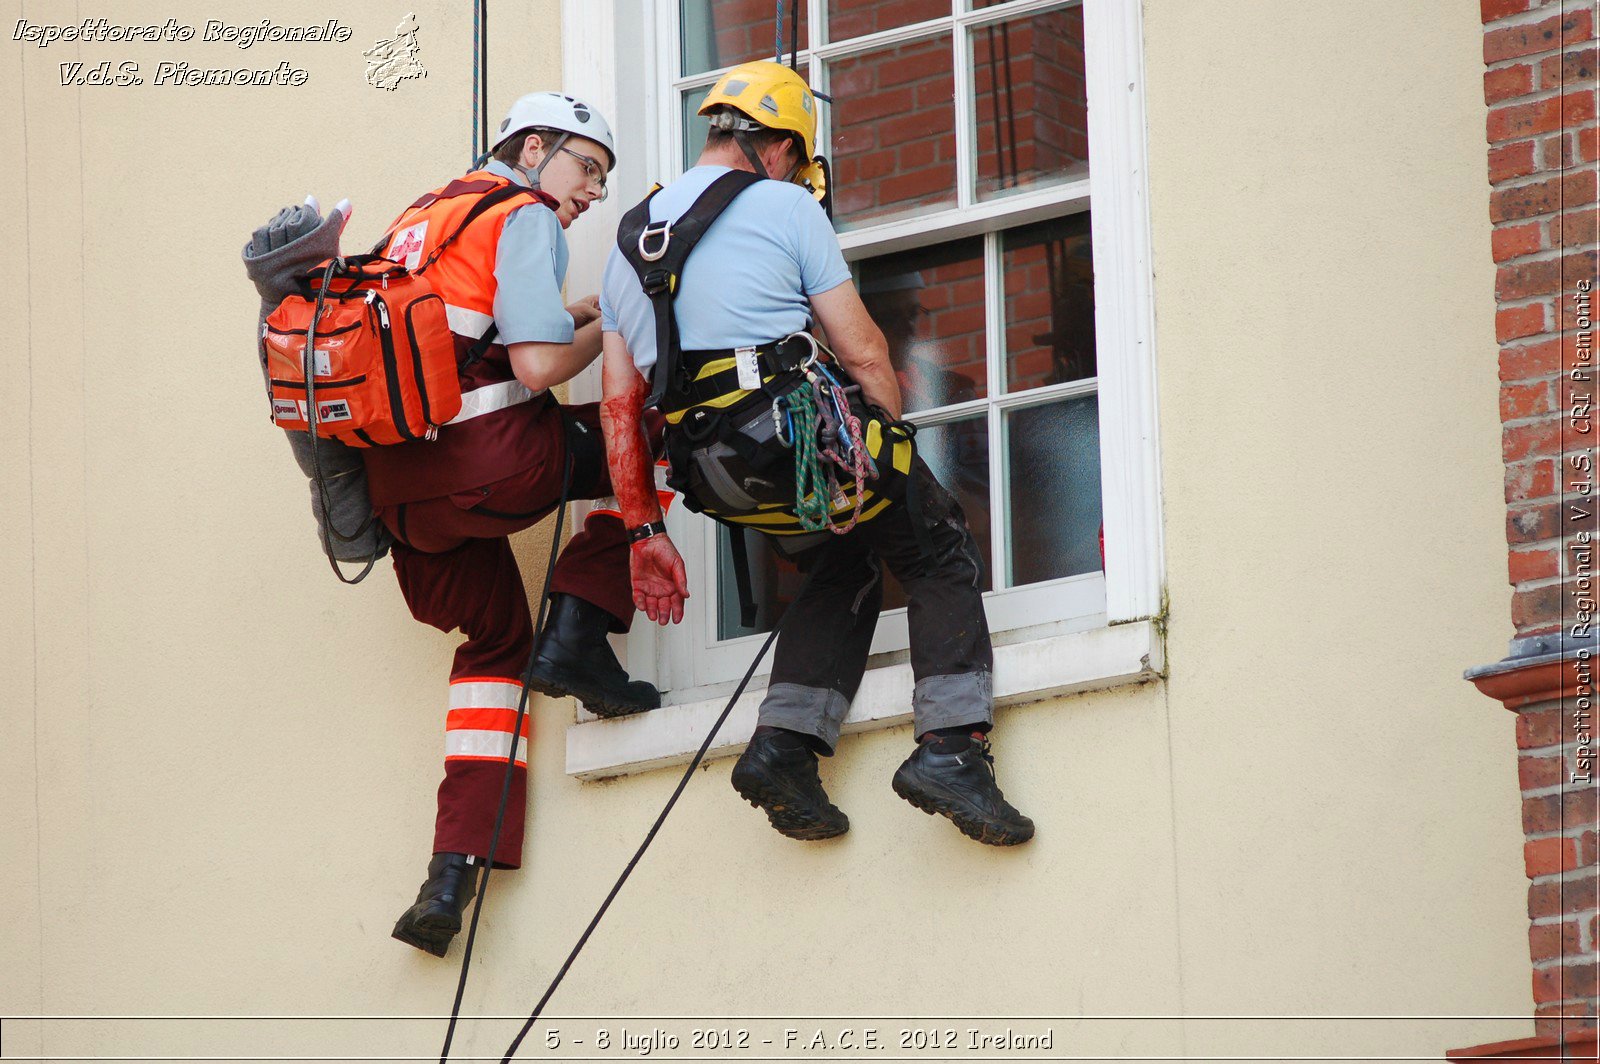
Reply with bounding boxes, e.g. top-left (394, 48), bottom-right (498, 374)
top-left (561, 0), bottom-right (1163, 777)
